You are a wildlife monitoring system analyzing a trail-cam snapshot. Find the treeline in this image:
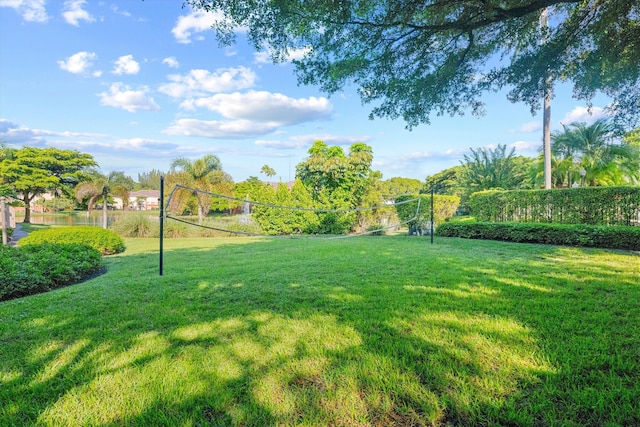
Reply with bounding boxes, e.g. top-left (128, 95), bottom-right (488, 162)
top-left (424, 121), bottom-right (640, 212)
top-left (2, 120), bottom-right (638, 231)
